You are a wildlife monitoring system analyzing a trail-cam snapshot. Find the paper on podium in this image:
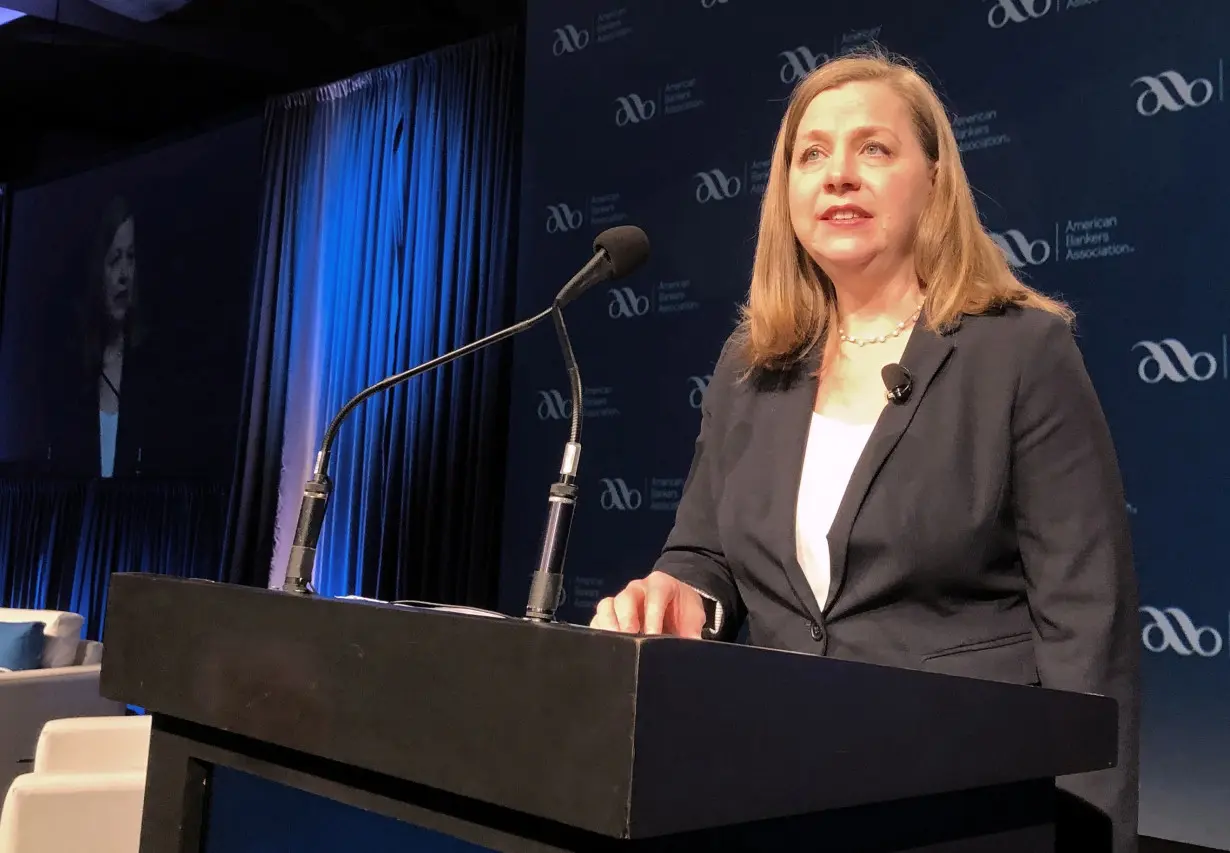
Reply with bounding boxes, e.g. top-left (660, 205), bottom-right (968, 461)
top-left (336, 595), bottom-right (509, 620)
